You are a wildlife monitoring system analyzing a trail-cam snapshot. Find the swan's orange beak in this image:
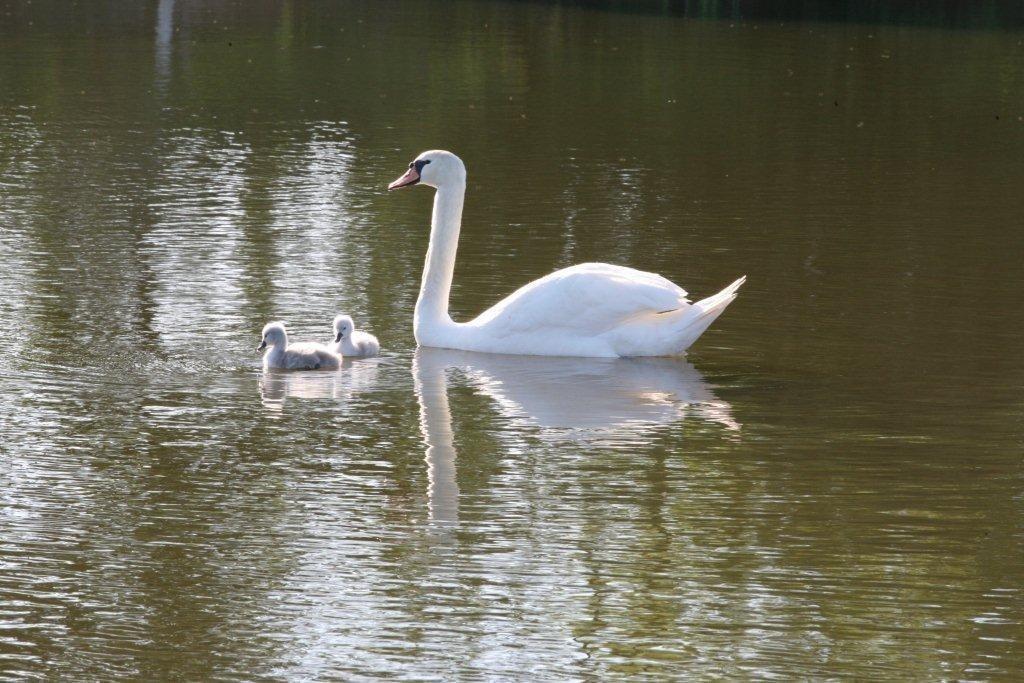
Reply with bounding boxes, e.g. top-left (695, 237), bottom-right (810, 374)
top-left (388, 167), bottom-right (419, 190)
